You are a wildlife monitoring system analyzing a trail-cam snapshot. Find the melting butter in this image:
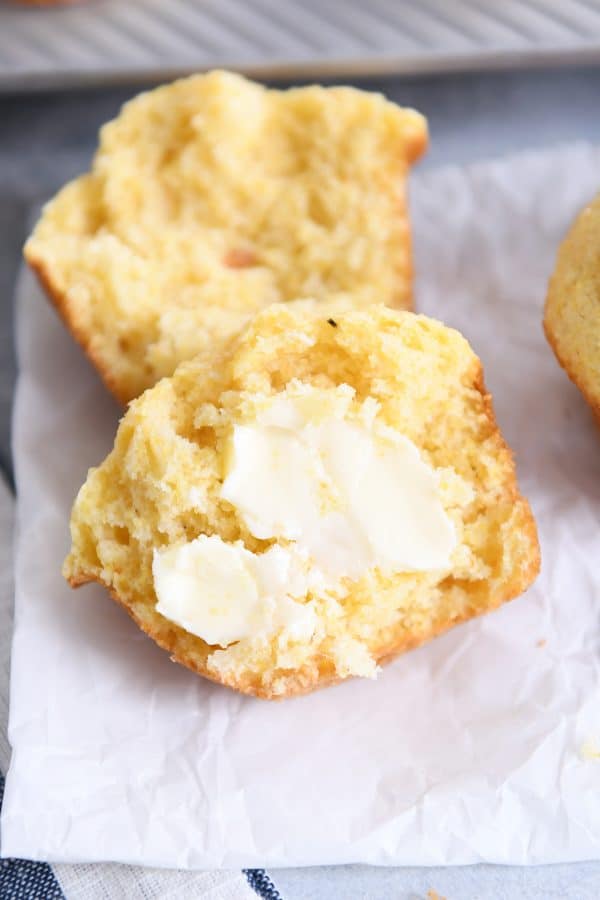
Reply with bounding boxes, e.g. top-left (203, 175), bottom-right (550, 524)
top-left (153, 536), bottom-right (317, 647)
top-left (154, 389), bottom-right (456, 649)
top-left (221, 393), bottom-right (456, 579)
